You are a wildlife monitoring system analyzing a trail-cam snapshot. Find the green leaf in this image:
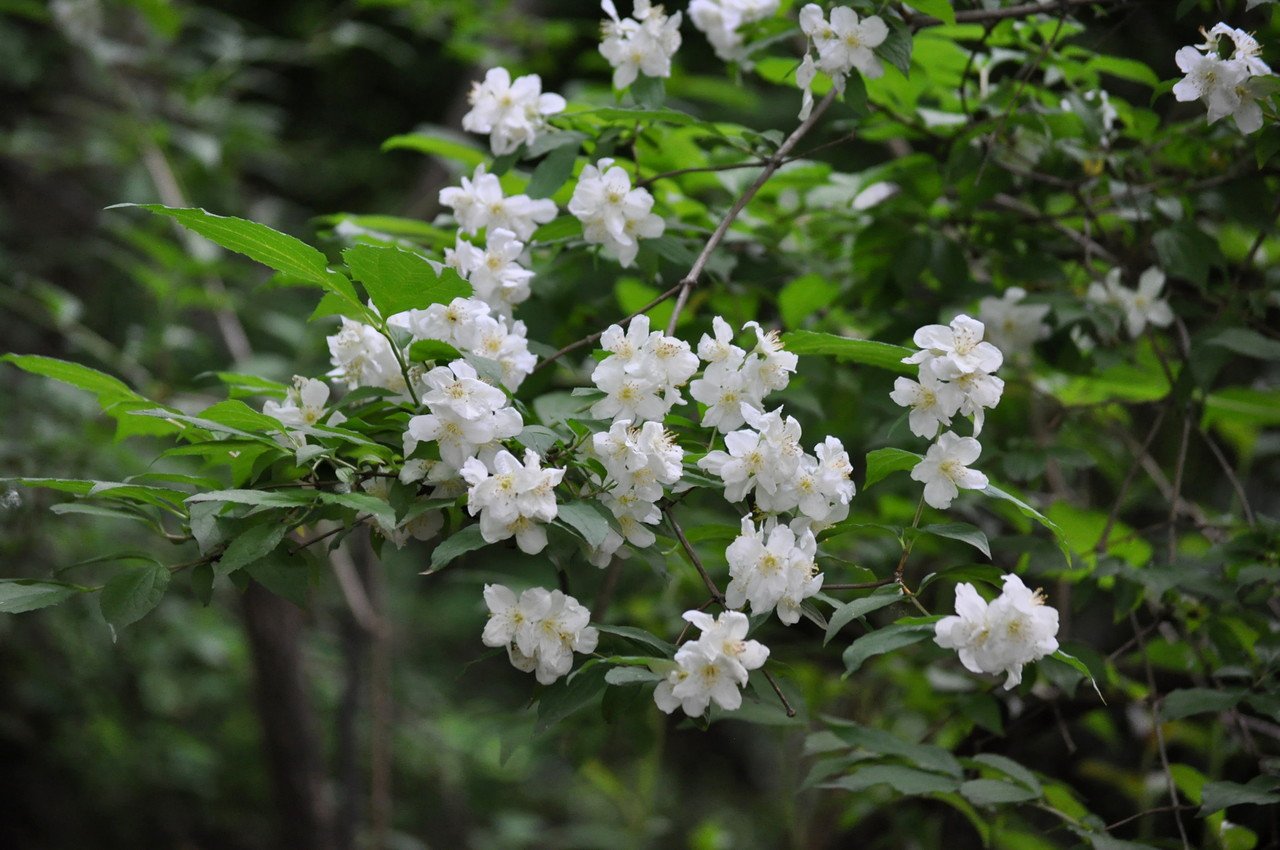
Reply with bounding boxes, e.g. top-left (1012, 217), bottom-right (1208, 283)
top-left (960, 778), bottom-right (1040, 806)
top-left (843, 621), bottom-right (936, 674)
top-left (537, 664), bottom-right (609, 731)
top-left (3, 353), bottom-right (134, 400)
top-left (1203, 388), bottom-right (1280, 428)
top-left (1049, 650), bottom-right (1105, 703)
top-left (1200, 778), bottom-right (1280, 815)
top-left (594, 624), bottom-right (677, 657)
top-left (631, 73), bottom-right (665, 108)
top-left (0, 580), bottom-right (82, 614)
top-left (531, 216), bottom-right (583, 242)
top-left (556, 500), bottom-right (613, 548)
top-left (1207, 329), bottom-right (1280, 362)
top-left (427, 524), bottom-right (489, 572)
top-left (981, 484), bottom-right (1071, 567)
top-left (526, 141), bottom-right (579, 199)
top-left (779, 274), bottom-right (841, 329)
top-left (970, 754), bottom-right (1042, 794)
top-left (343, 244), bottom-right (470, 317)
top-left (919, 523), bottom-right (990, 559)
top-left (381, 131), bottom-right (487, 168)
top-left (825, 585), bottom-right (903, 645)
top-left (825, 718), bottom-right (963, 777)
top-left (408, 339), bottom-right (465, 363)
top-left (115, 204), bottom-right (342, 290)
top-left (244, 549), bottom-right (313, 608)
top-left (216, 517), bottom-right (291, 578)
top-left (1153, 224), bottom-right (1222, 287)
top-left (1161, 688), bottom-right (1246, 721)
top-left (1086, 55), bottom-right (1159, 87)
top-left (824, 764), bottom-right (959, 796)
top-left (864, 447), bottom-right (921, 489)
top-left (908, 0), bottom-right (955, 25)
top-left (876, 17), bottom-right (914, 78)
top-left (781, 331), bottom-right (914, 374)
top-left (99, 562), bottom-right (170, 628)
